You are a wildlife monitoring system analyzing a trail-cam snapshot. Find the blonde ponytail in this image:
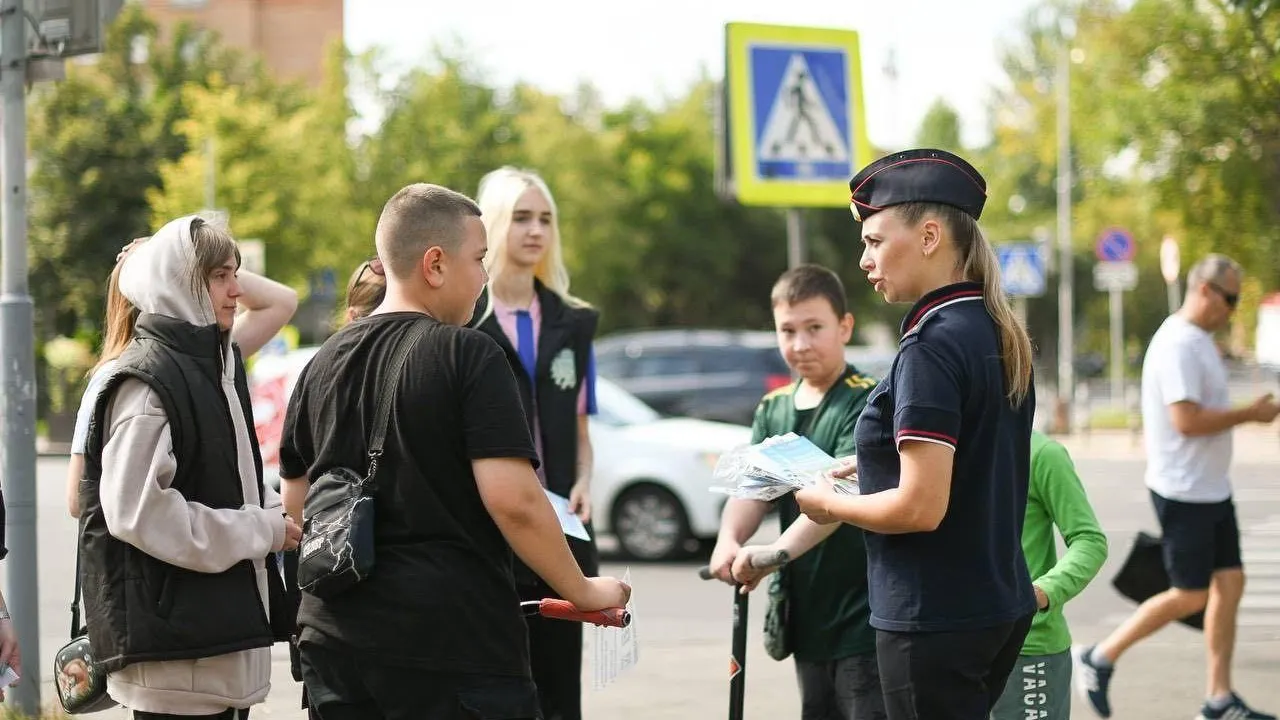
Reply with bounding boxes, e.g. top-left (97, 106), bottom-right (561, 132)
top-left (897, 203), bottom-right (1034, 406)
